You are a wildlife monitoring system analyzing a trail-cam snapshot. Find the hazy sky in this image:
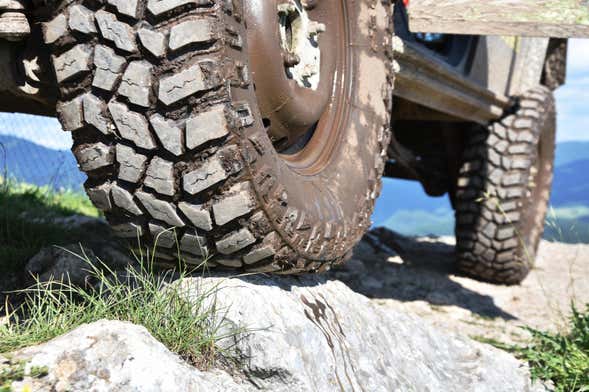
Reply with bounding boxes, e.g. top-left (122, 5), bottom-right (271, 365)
top-left (555, 39), bottom-right (589, 141)
top-left (0, 38), bottom-right (588, 150)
